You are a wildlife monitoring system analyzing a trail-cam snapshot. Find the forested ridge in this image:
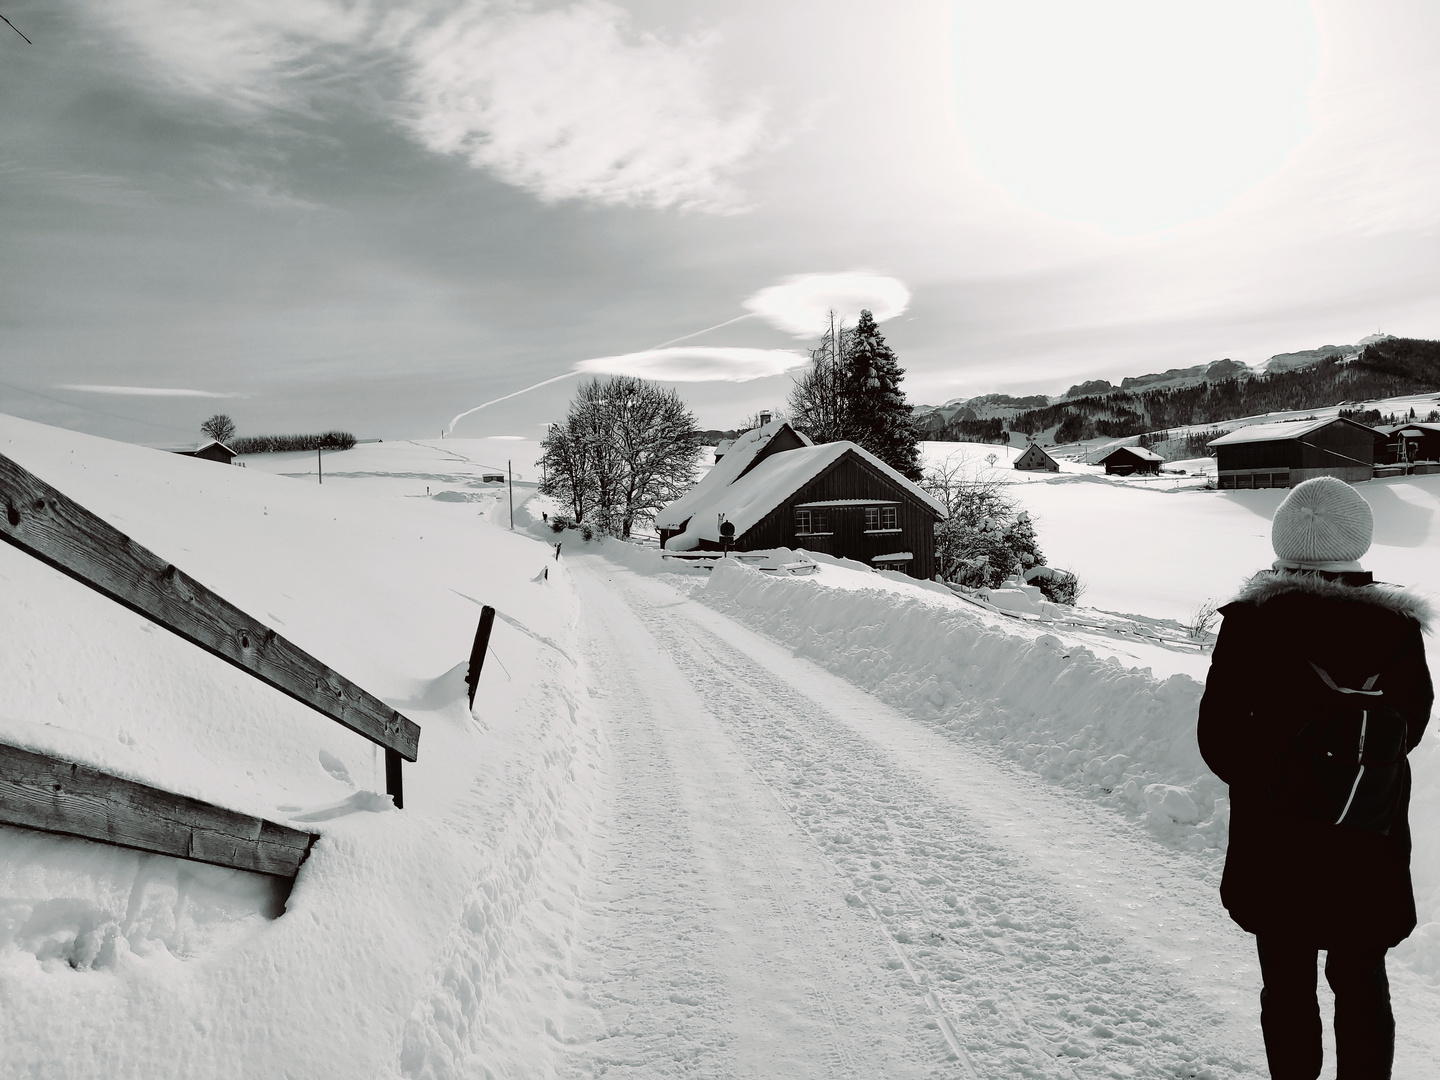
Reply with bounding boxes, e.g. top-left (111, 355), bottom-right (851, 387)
top-left (927, 337), bottom-right (1440, 443)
